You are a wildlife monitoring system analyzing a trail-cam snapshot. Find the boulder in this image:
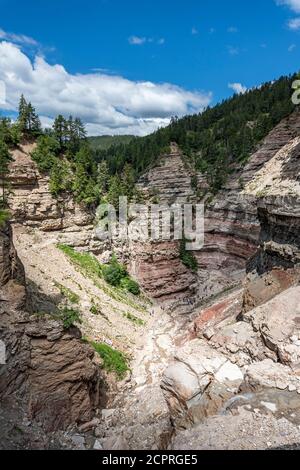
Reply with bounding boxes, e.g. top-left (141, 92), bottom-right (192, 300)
top-left (161, 340), bottom-right (243, 428)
